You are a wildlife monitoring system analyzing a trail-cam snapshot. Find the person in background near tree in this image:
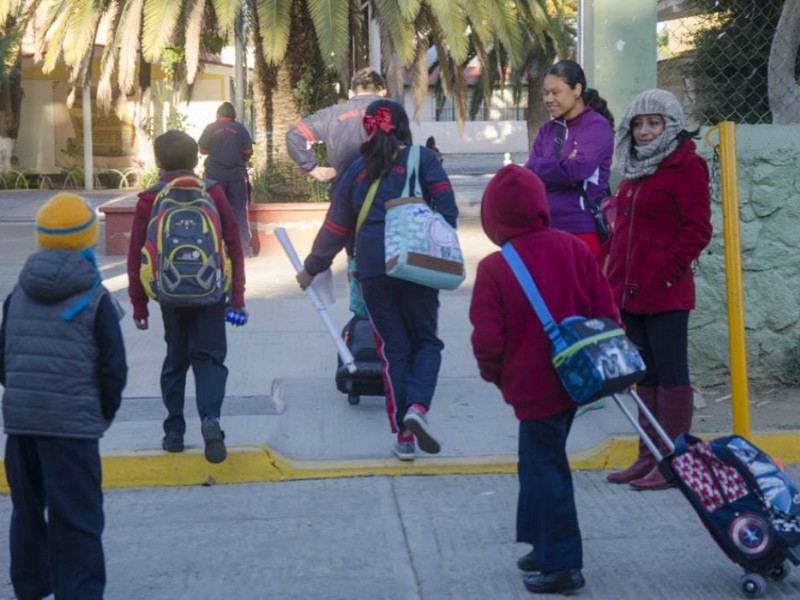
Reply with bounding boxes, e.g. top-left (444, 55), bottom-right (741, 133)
top-left (199, 102), bottom-right (254, 256)
top-left (604, 89), bottom-right (712, 491)
top-left (1, 193), bottom-right (127, 600)
top-left (295, 99), bottom-right (457, 462)
top-left (524, 60), bottom-right (614, 254)
top-left (285, 68), bottom-right (386, 186)
top-left (470, 165), bottom-right (618, 595)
